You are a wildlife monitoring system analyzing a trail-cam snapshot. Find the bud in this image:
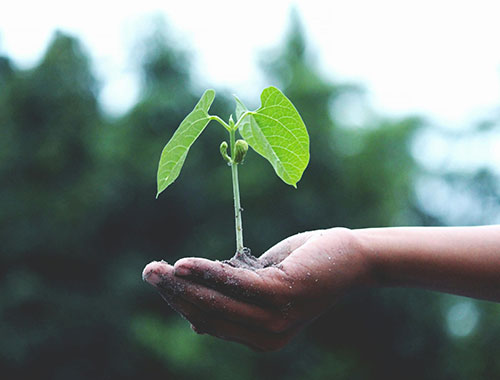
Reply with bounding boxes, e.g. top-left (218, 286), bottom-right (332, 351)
top-left (233, 139), bottom-right (248, 164)
top-left (229, 114), bottom-right (235, 128)
top-left (219, 141), bottom-right (231, 163)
